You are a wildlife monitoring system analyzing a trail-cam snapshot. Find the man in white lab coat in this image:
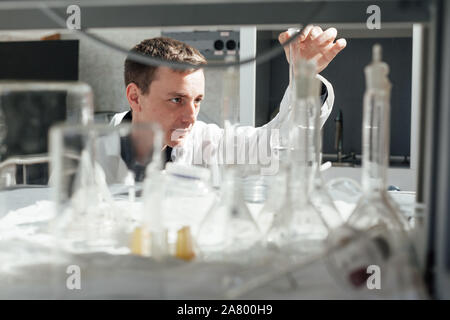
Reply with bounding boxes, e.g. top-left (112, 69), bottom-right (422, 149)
top-left (110, 27), bottom-right (346, 181)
